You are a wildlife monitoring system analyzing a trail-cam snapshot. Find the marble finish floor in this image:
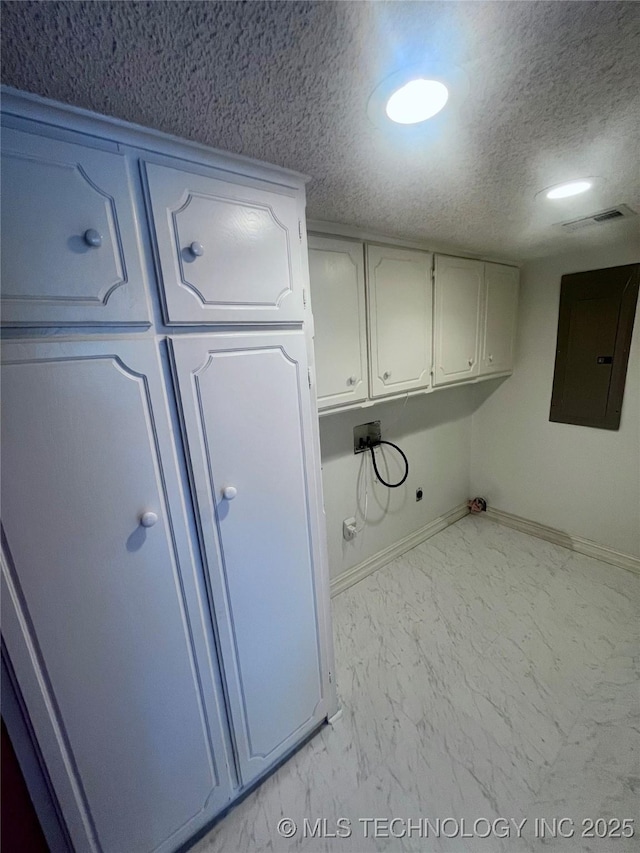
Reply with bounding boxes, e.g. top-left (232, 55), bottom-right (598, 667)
top-left (191, 515), bottom-right (640, 853)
